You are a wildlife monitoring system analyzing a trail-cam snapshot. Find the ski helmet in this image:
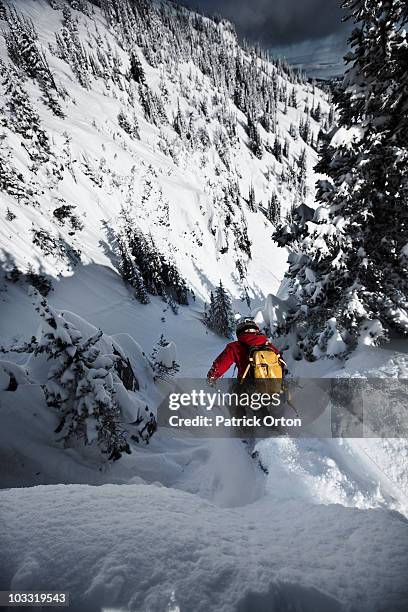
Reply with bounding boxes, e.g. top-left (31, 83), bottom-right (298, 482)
top-left (236, 317), bottom-right (260, 337)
